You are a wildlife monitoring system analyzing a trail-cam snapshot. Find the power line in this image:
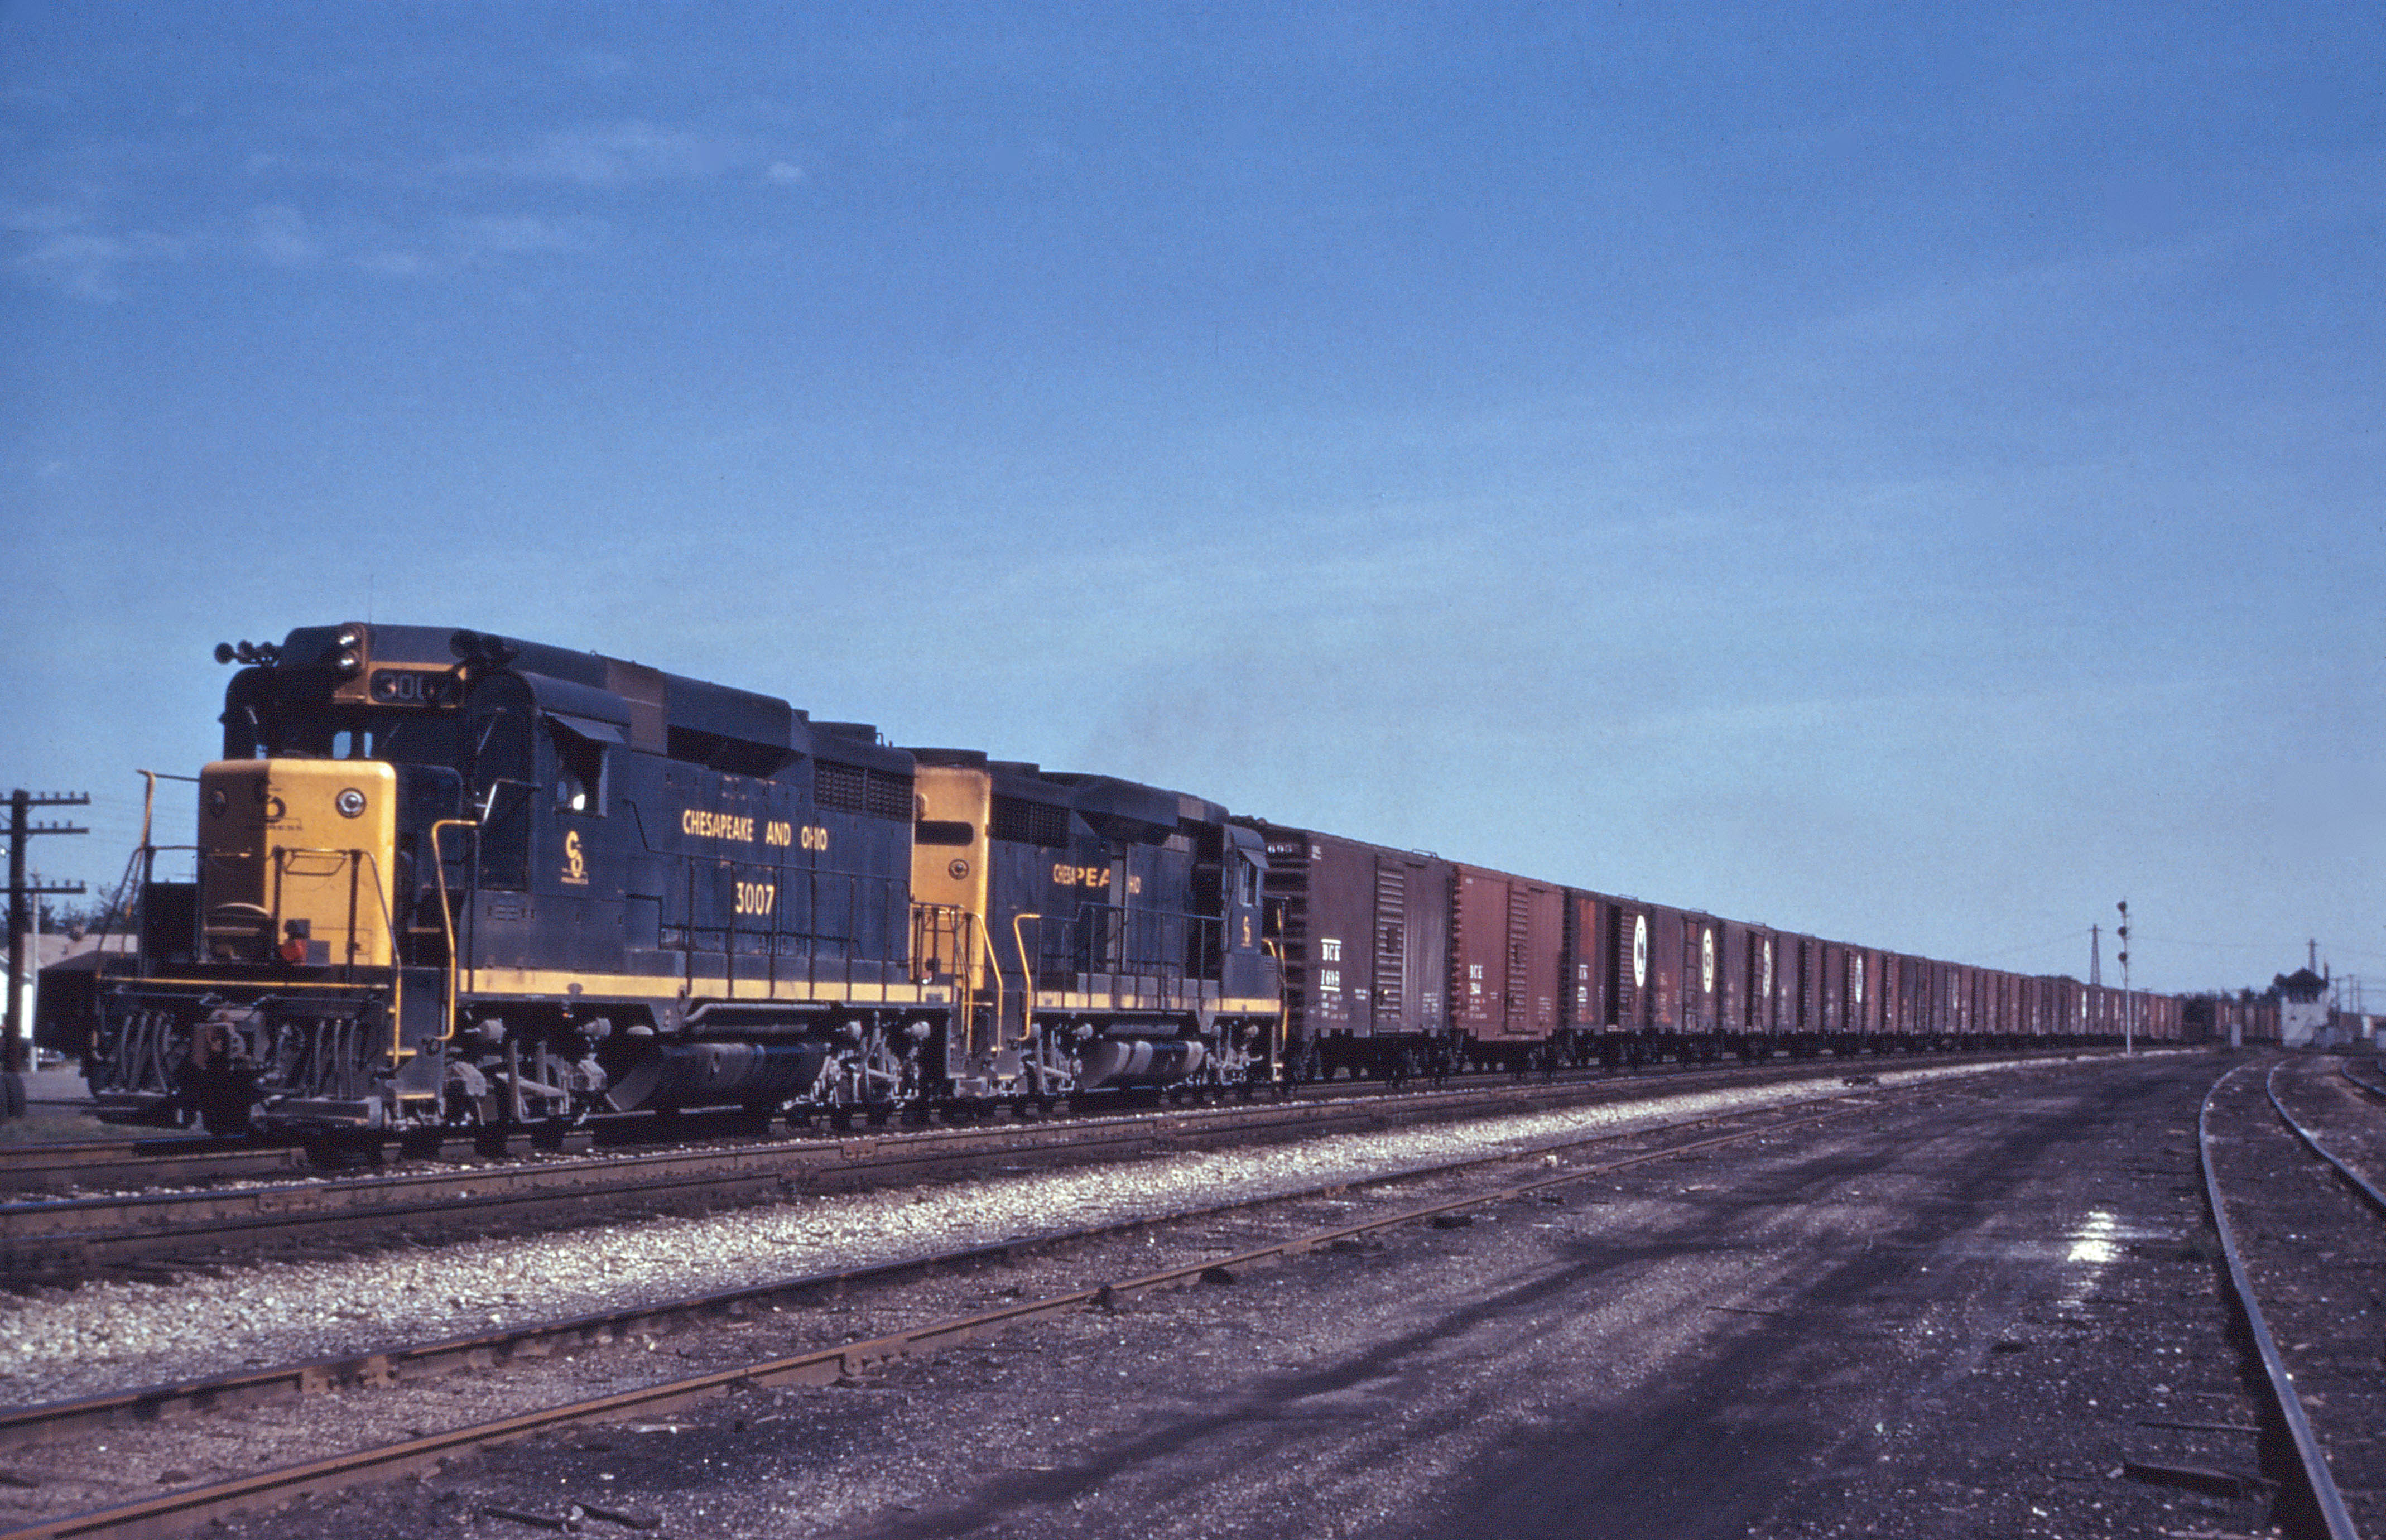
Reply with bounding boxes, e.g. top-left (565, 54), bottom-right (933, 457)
top-left (1972, 928), bottom-right (2090, 961)
top-left (6, 790), bottom-right (89, 1080)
